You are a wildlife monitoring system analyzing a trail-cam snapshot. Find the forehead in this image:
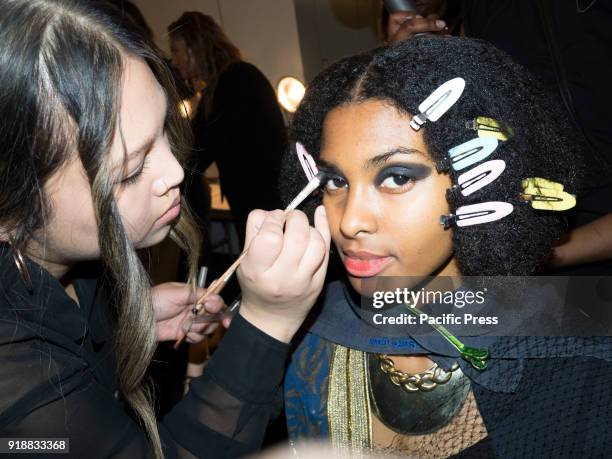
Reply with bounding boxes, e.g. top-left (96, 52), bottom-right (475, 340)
top-left (320, 100), bottom-right (428, 162)
top-left (112, 56), bottom-right (166, 158)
